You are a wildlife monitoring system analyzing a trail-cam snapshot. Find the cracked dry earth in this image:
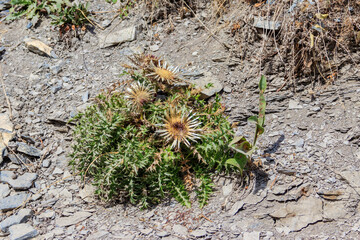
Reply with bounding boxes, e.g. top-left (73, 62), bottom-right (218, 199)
top-left (1, 4), bottom-right (360, 240)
